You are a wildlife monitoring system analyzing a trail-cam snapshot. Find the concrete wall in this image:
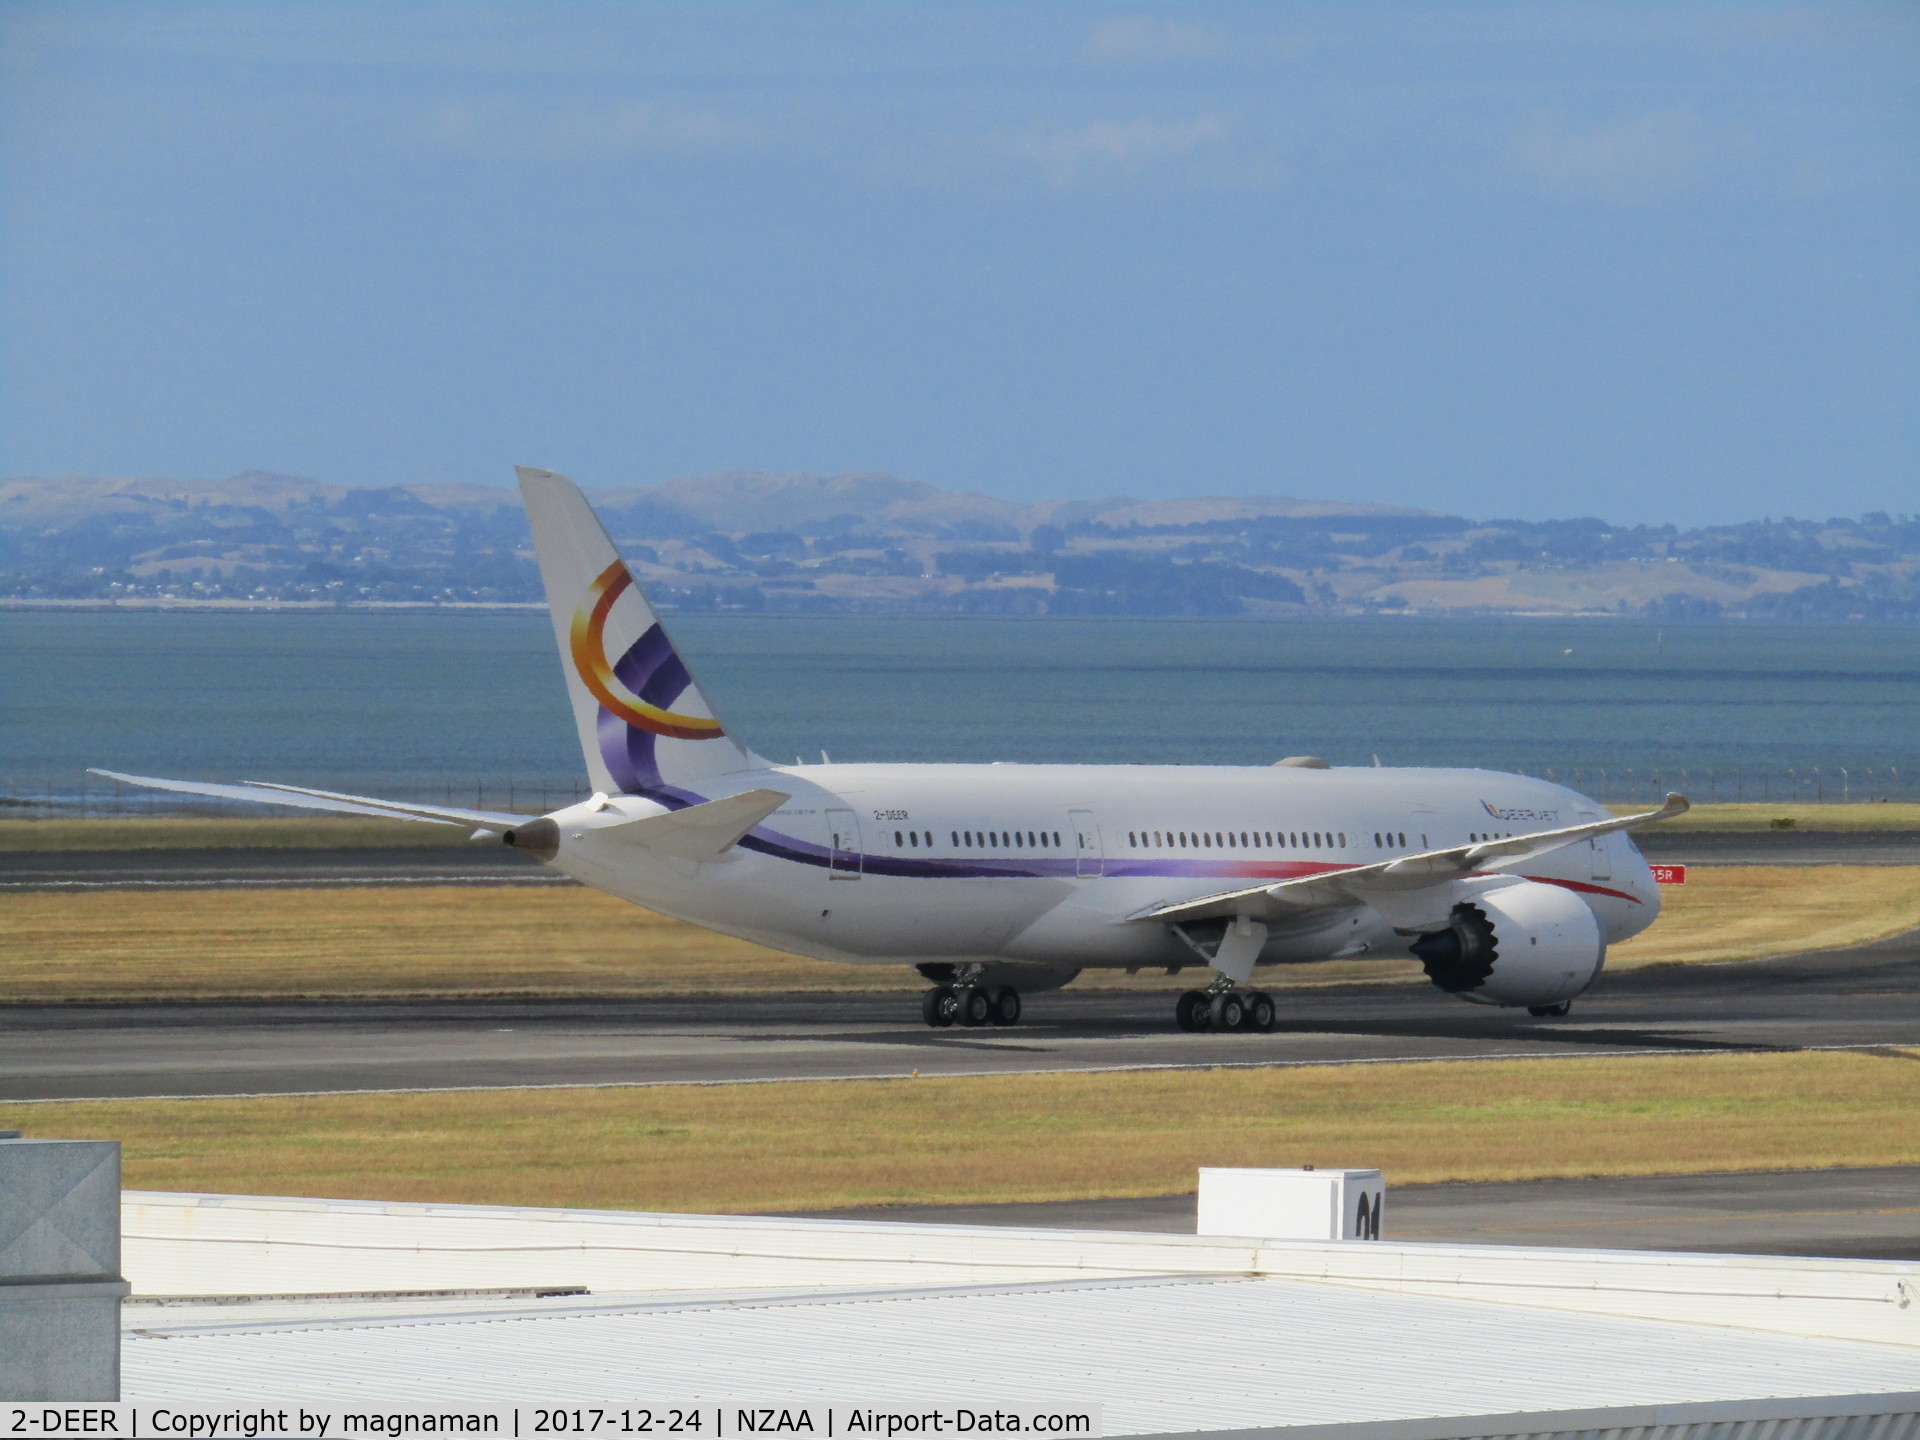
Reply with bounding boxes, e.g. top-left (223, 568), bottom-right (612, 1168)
top-left (122, 1189), bottom-right (1920, 1349)
top-left (1, 1140), bottom-right (128, 1401)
